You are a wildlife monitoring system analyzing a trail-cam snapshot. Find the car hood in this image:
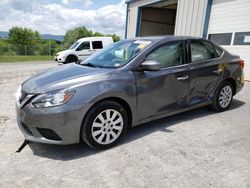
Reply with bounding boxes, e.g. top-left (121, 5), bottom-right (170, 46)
top-left (57, 49), bottom-right (72, 56)
top-left (22, 63), bottom-right (114, 93)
